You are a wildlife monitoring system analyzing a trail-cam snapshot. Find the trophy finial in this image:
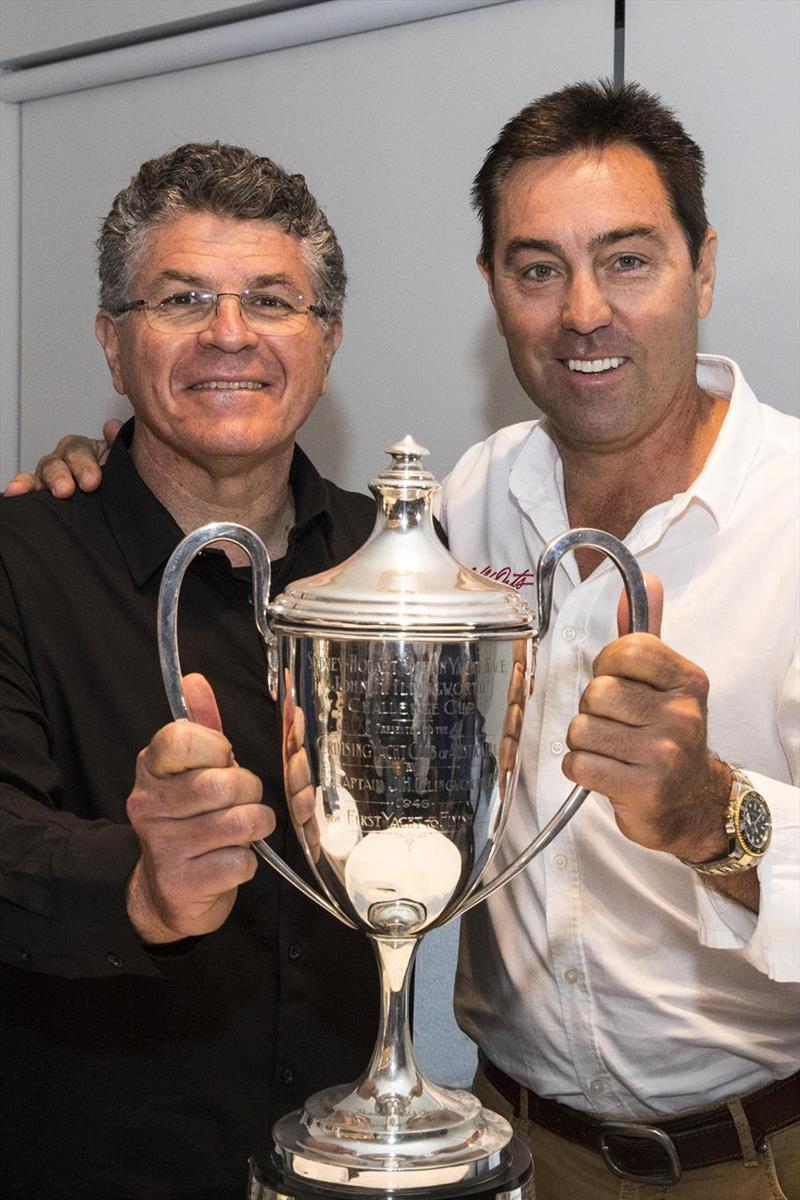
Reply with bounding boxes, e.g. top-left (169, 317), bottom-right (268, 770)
top-left (385, 435), bottom-right (430, 460)
top-left (372, 434), bottom-right (437, 494)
